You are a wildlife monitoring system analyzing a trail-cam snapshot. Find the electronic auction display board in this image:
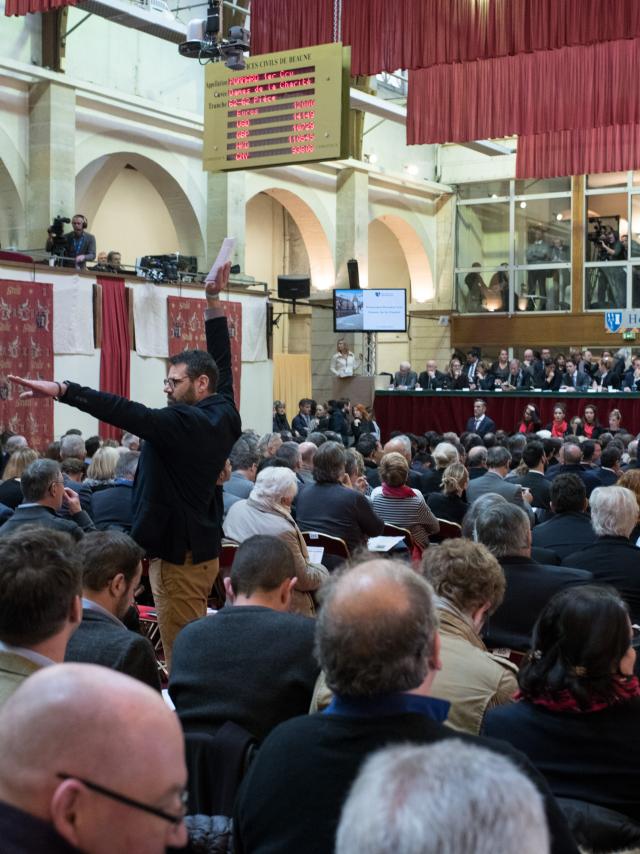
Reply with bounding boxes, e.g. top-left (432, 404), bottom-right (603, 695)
top-left (203, 43), bottom-right (350, 172)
